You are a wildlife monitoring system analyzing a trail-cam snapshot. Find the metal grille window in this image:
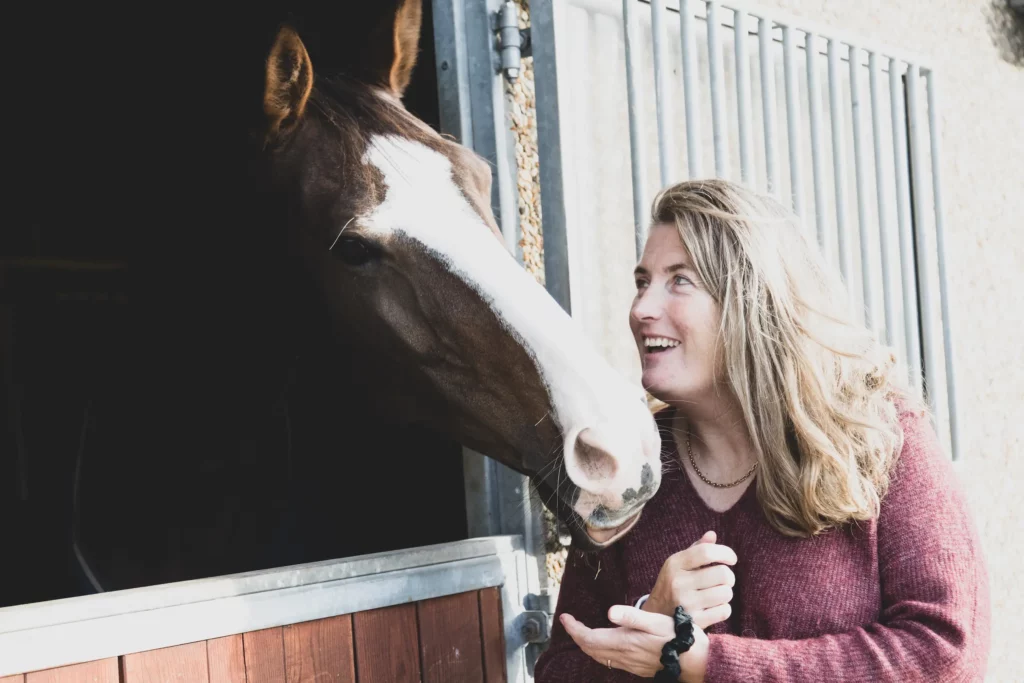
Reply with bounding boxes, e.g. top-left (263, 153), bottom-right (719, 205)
top-left (531, 0), bottom-right (961, 460)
